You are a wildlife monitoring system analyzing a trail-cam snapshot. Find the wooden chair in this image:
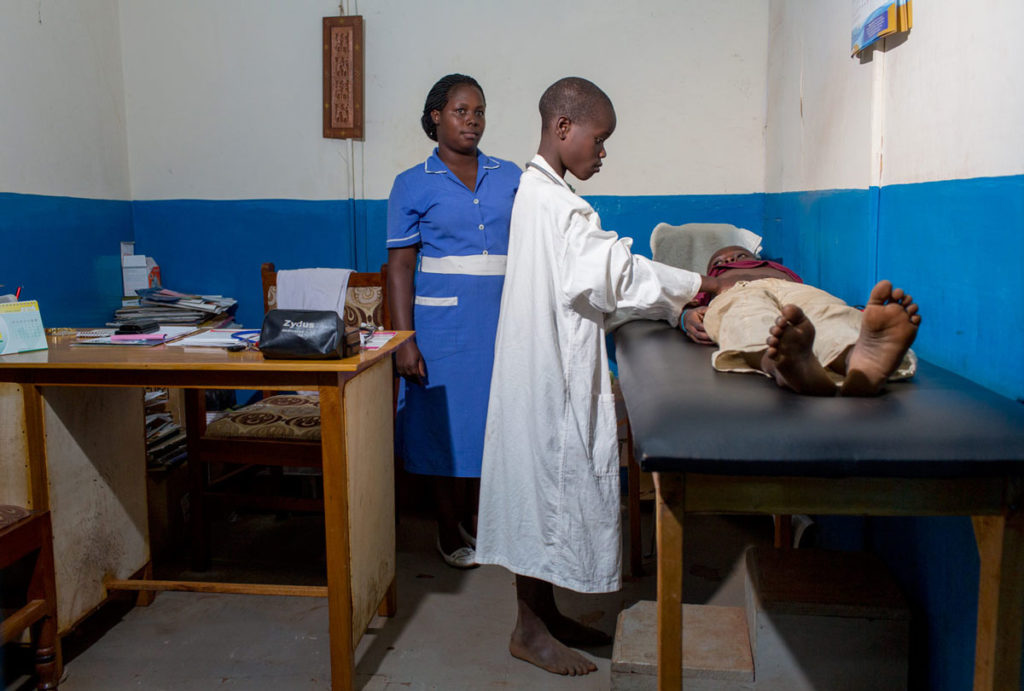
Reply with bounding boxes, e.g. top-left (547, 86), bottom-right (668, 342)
top-left (0, 505), bottom-right (60, 689)
top-left (186, 263), bottom-right (390, 570)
